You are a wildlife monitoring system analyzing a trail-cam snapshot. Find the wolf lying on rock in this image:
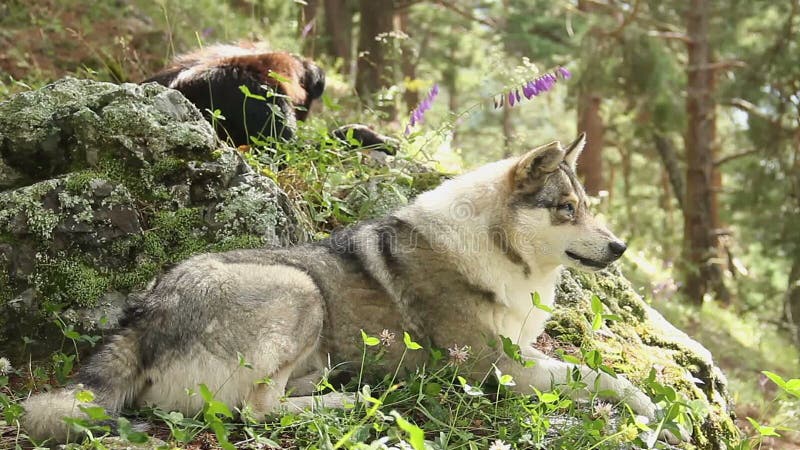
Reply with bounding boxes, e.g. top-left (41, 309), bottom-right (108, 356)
top-left (22, 133), bottom-right (685, 443)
